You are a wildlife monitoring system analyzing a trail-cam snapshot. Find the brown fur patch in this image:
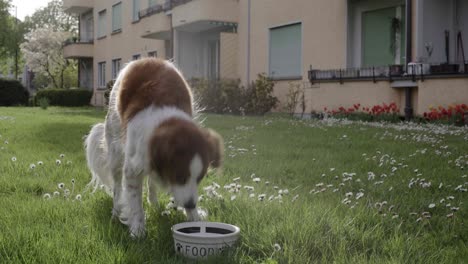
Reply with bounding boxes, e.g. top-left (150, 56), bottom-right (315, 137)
top-left (149, 118), bottom-right (223, 185)
top-left (117, 58), bottom-right (193, 128)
